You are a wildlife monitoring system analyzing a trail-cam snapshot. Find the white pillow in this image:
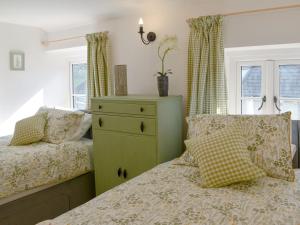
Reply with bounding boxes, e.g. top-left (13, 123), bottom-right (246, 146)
top-left (67, 113), bottom-right (92, 141)
top-left (36, 107), bottom-right (84, 144)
